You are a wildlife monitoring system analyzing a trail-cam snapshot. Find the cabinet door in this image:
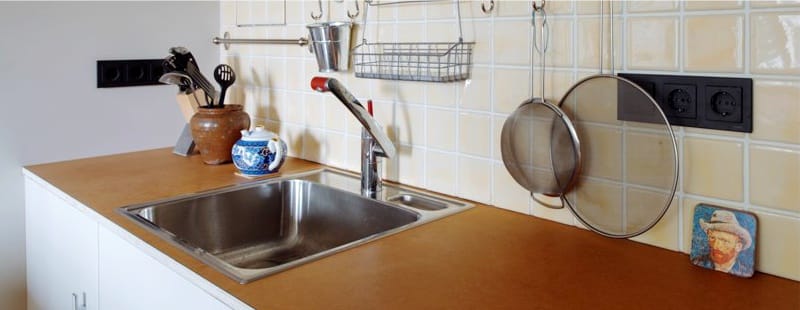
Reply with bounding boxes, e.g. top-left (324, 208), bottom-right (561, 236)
top-left (25, 179), bottom-right (99, 310)
top-left (98, 226), bottom-right (233, 310)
